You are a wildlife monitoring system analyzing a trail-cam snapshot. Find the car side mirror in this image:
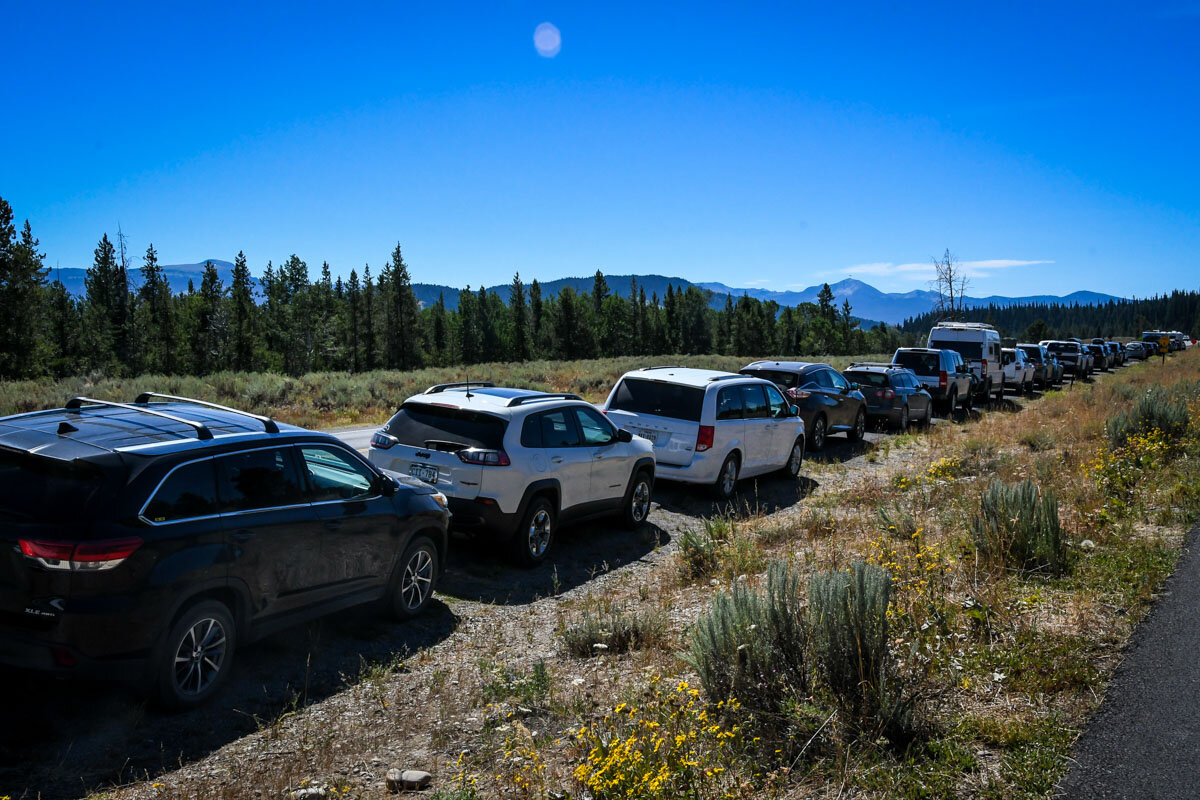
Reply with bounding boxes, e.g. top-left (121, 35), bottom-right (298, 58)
top-left (616, 428), bottom-right (633, 443)
top-left (376, 474), bottom-right (398, 497)
top-left (791, 404), bottom-right (802, 416)
top-left (841, 385), bottom-right (852, 394)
